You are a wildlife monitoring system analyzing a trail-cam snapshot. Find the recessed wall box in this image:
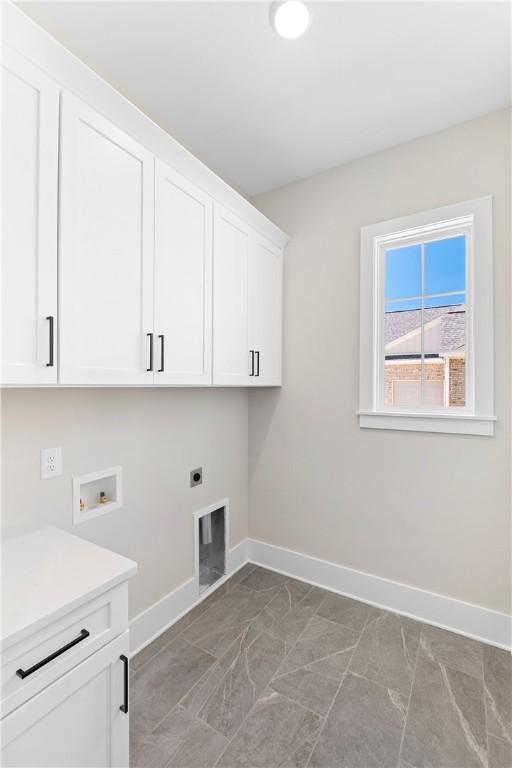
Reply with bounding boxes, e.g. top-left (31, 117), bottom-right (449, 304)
top-left (73, 466), bottom-right (122, 525)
